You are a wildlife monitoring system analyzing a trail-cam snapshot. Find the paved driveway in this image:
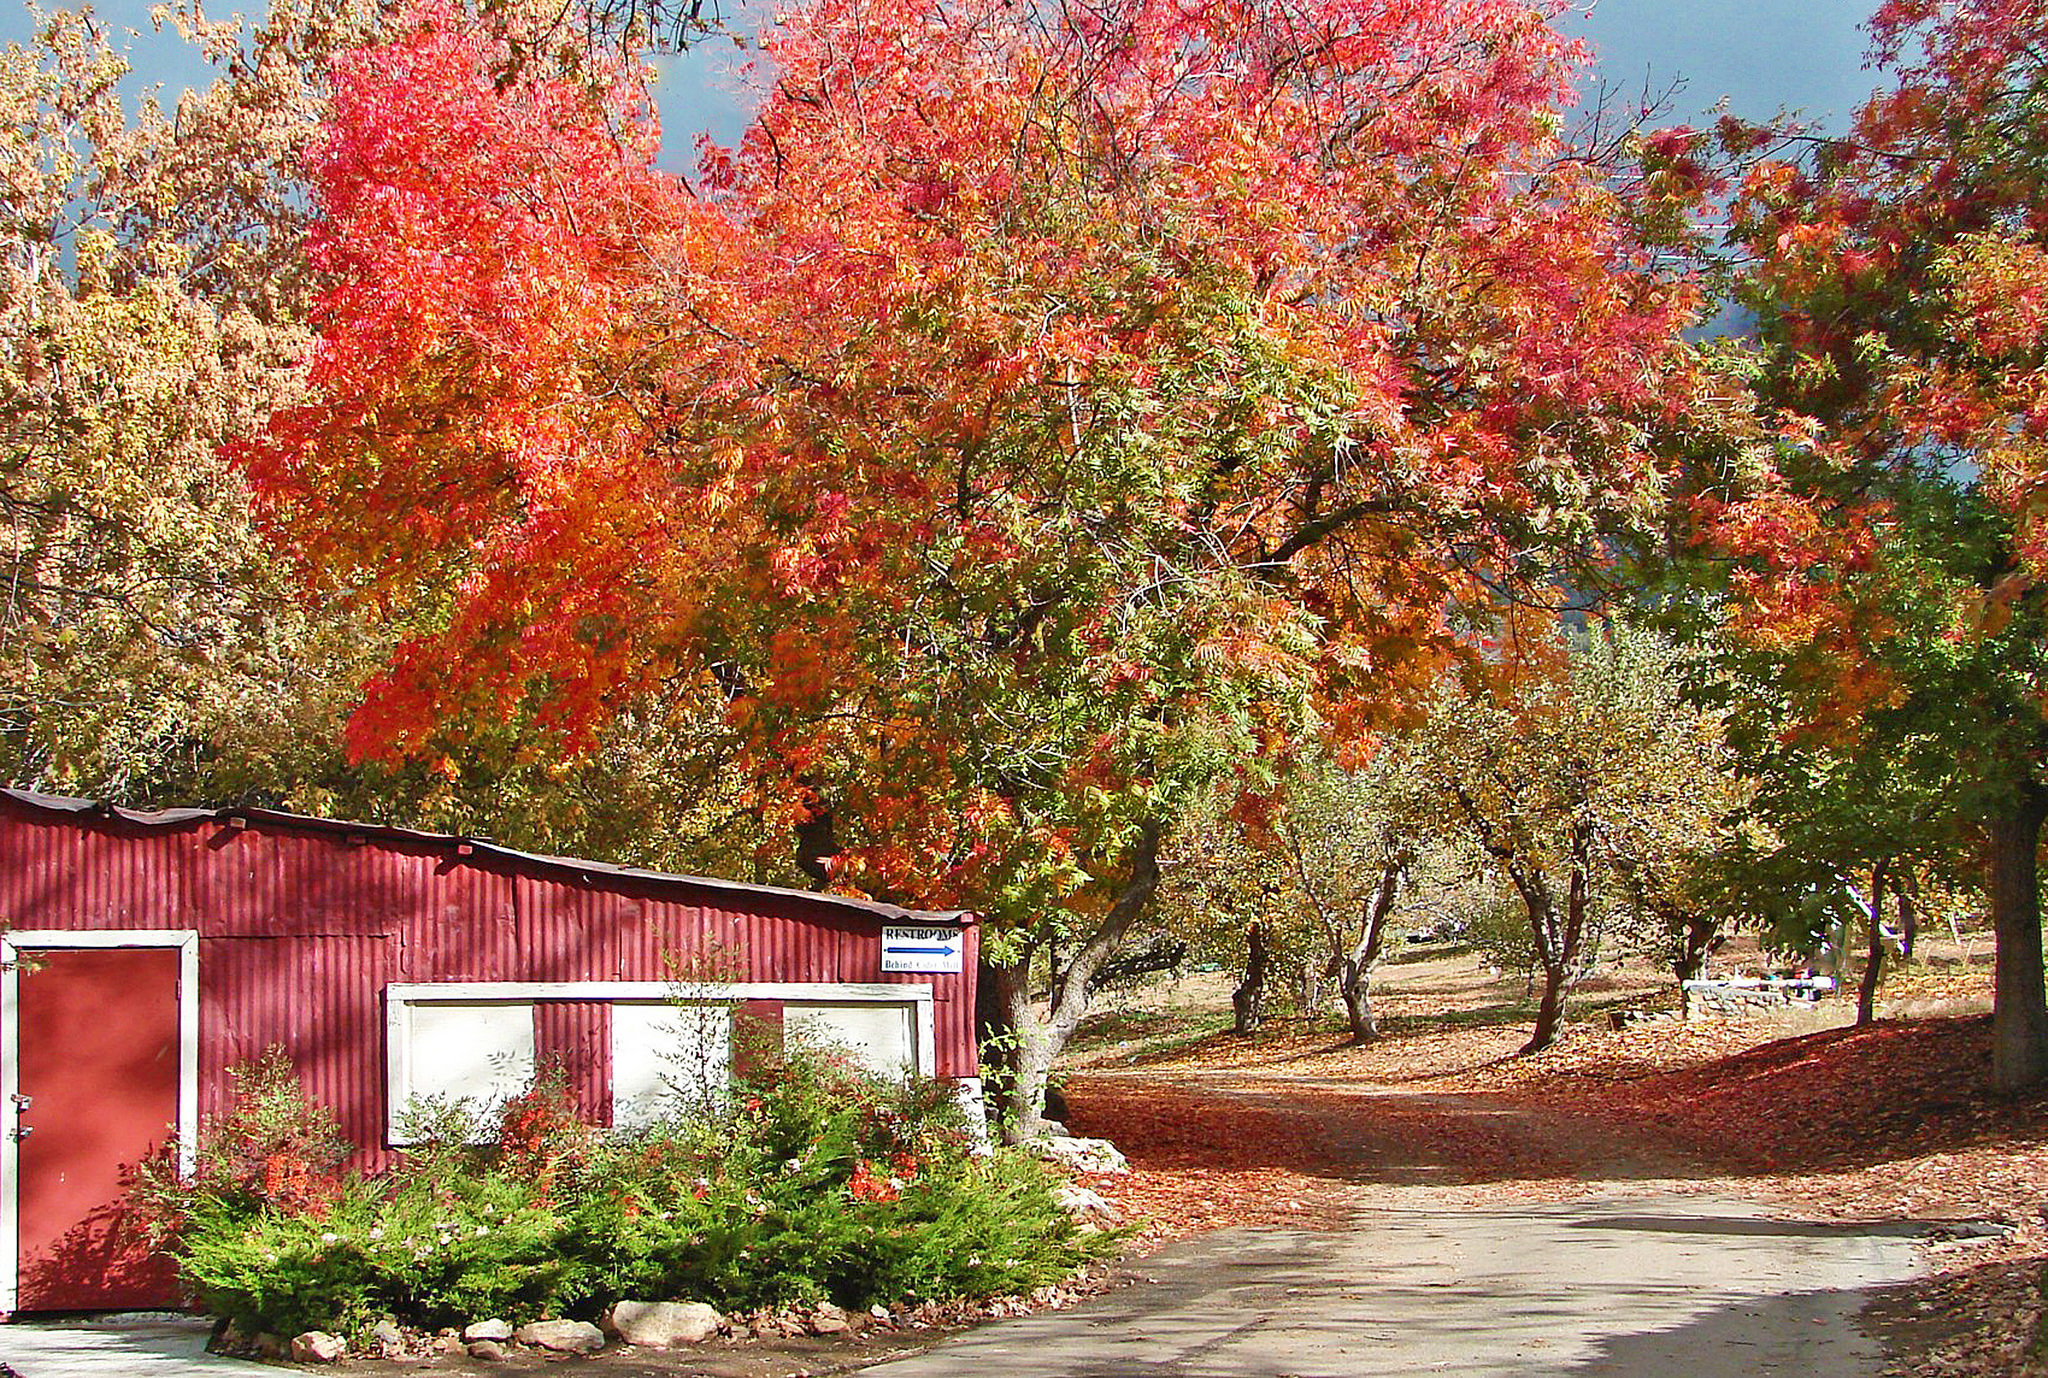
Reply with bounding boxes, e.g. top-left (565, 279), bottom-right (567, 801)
top-left (861, 1192), bottom-right (1926, 1377)
top-left (0, 1317), bottom-right (266, 1378)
